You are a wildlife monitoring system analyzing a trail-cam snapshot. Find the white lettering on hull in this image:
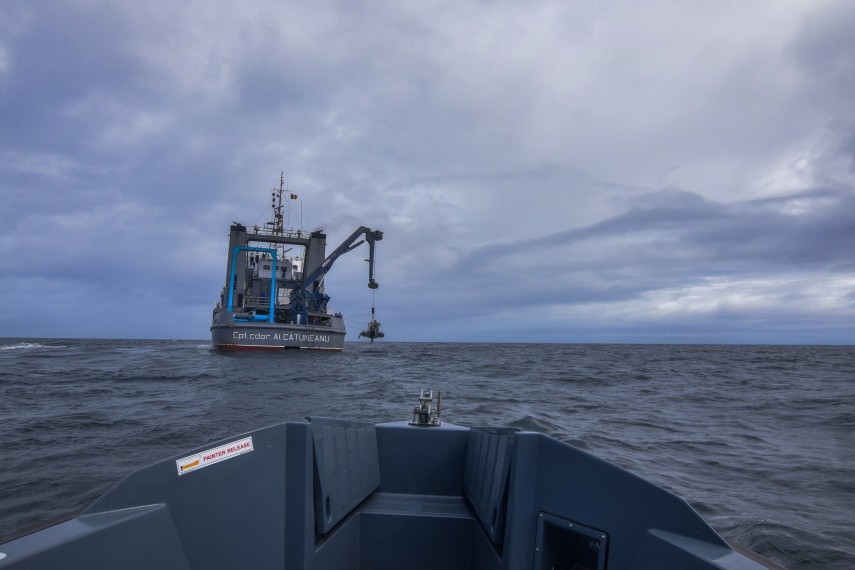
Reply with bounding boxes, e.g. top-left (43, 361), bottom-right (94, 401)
top-left (232, 331), bottom-right (331, 343)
